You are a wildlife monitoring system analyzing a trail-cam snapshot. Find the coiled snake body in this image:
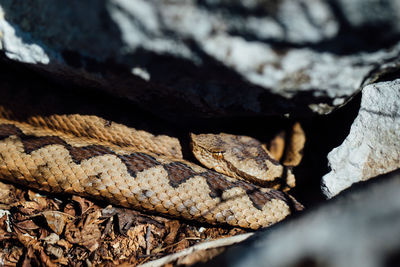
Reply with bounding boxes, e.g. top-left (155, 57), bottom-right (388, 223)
top-left (0, 112), bottom-right (302, 229)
